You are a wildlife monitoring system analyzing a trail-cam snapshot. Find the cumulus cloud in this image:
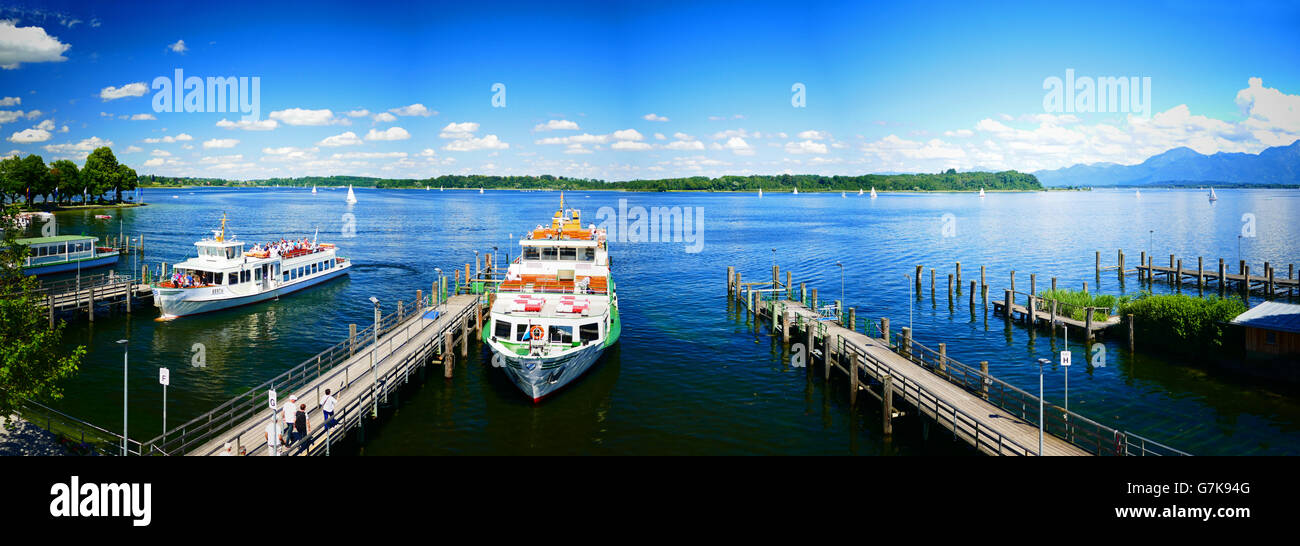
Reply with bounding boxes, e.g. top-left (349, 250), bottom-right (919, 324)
top-left (389, 103), bottom-right (434, 117)
top-left (143, 133), bottom-right (194, 143)
top-left (130, 113), bottom-right (156, 120)
top-left (785, 140), bottom-right (828, 154)
top-left (0, 97), bottom-right (19, 106)
top-left (318, 131), bottom-right (363, 147)
top-left (100, 82), bottom-right (149, 101)
top-left (643, 113), bottom-right (669, 122)
top-left (724, 137), bottom-right (753, 155)
top-left (203, 138), bottom-right (239, 149)
top-left (534, 119), bottom-right (580, 131)
top-left (0, 21), bottom-right (70, 69)
top-left (372, 112), bottom-right (397, 123)
top-left (8, 128), bottom-right (50, 143)
top-left (797, 130), bottom-right (829, 140)
top-left (346, 109), bottom-right (370, 117)
top-left (612, 128), bottom-right (644, 141)
top-left (216, 118), bottom-right (278, 130)
top-left (167, 39), bottom-right (187, 54)
top-left (365, 126), bottom-right (410, 141)
top-left (611, 140), bottom-right (652, 151)
top-left (269, 108), bottom-right (345, 126)
top-left (43, 136), bottom-right (112, 157)
top-left (439, 122), bottom-right (479, 139)
top-left (443, 134), bottom-right (508, 152)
